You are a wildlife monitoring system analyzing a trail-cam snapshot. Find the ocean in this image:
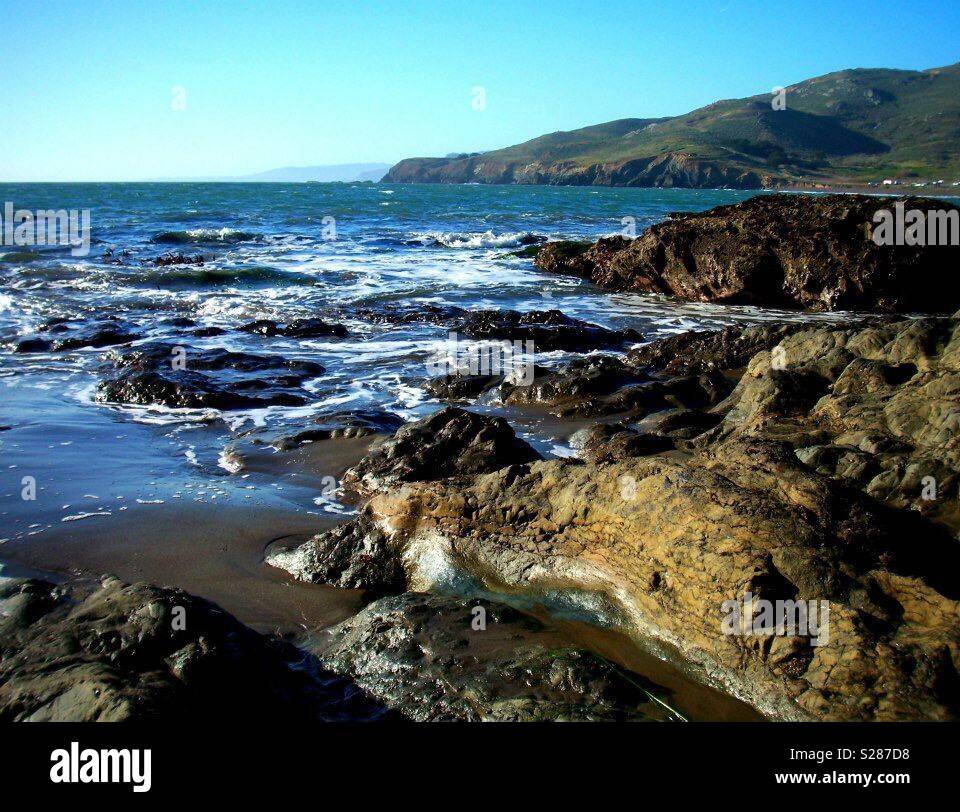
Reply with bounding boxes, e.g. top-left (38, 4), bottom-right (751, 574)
top-left (0, 182), bottom-right (841, 561)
